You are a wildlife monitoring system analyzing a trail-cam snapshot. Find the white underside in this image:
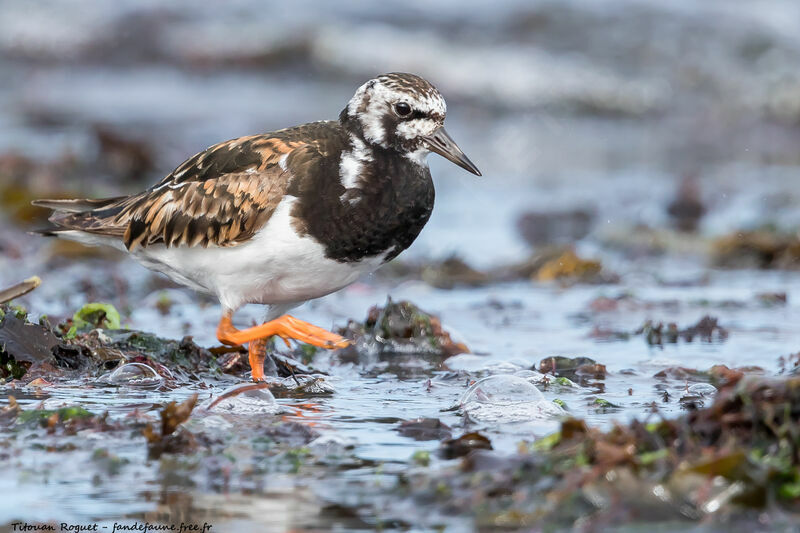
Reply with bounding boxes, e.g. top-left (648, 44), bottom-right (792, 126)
top-left (57, 197), bottom-right (390, 311)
